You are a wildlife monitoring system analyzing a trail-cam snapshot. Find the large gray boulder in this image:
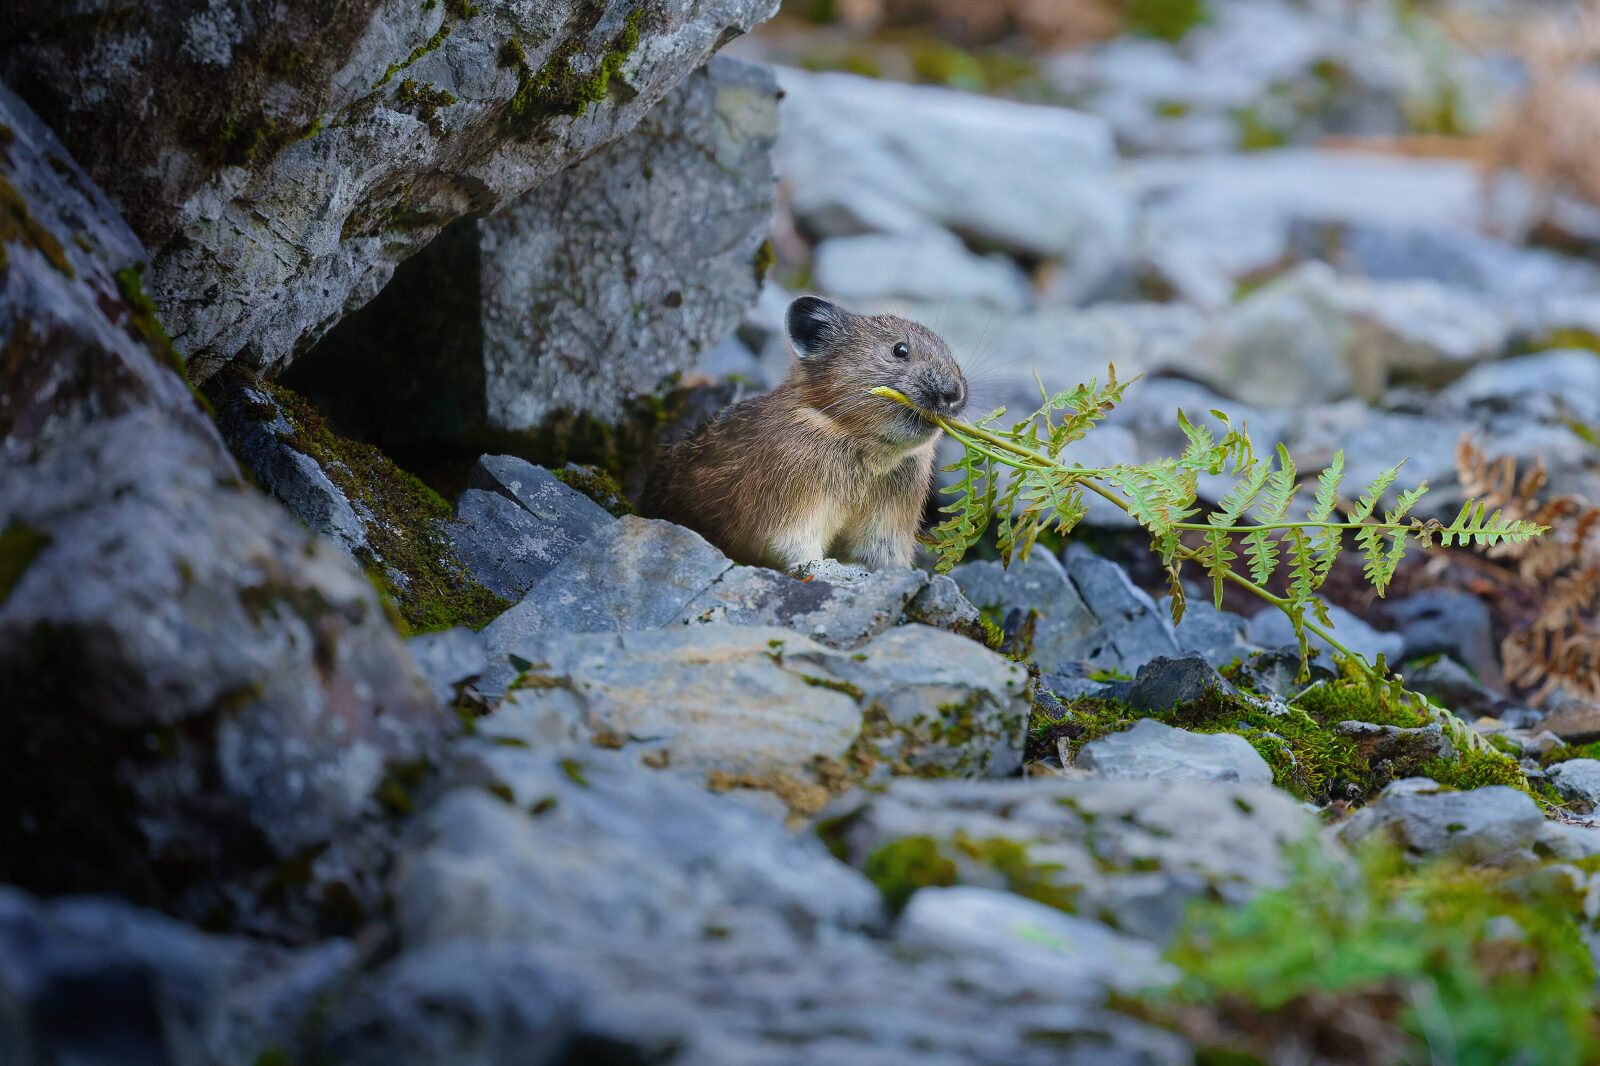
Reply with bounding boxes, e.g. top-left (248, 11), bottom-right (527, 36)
top-left (1077, 719), bottom-right (1275, 786)
top-left (0, 83), bottom-right (443, 917)
top-left (483, 56), bottom-right (779, 427)
top-left (1338, 780), bottom-right (1547, 863)
top-left (0, 0), bottom-right (779, 380)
